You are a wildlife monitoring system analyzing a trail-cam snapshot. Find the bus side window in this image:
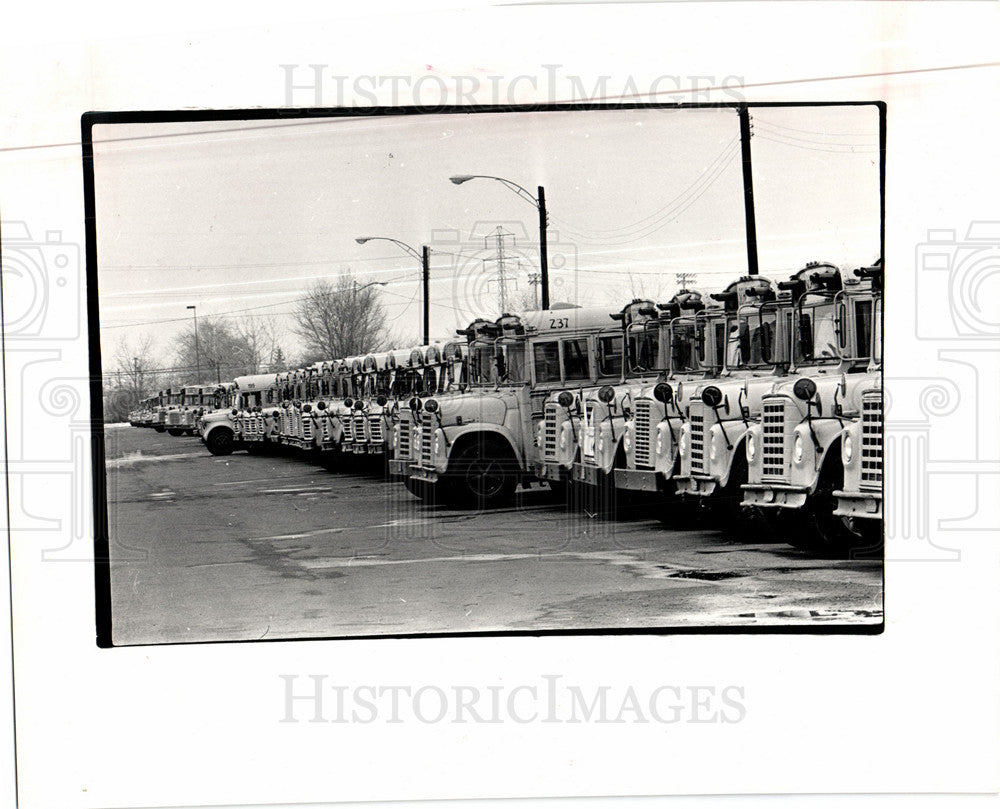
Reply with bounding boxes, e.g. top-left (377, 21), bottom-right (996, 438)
top-left (562, 338), bottom-right (590, 381)
top-left (532, 341), bottom-right (560, 383)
